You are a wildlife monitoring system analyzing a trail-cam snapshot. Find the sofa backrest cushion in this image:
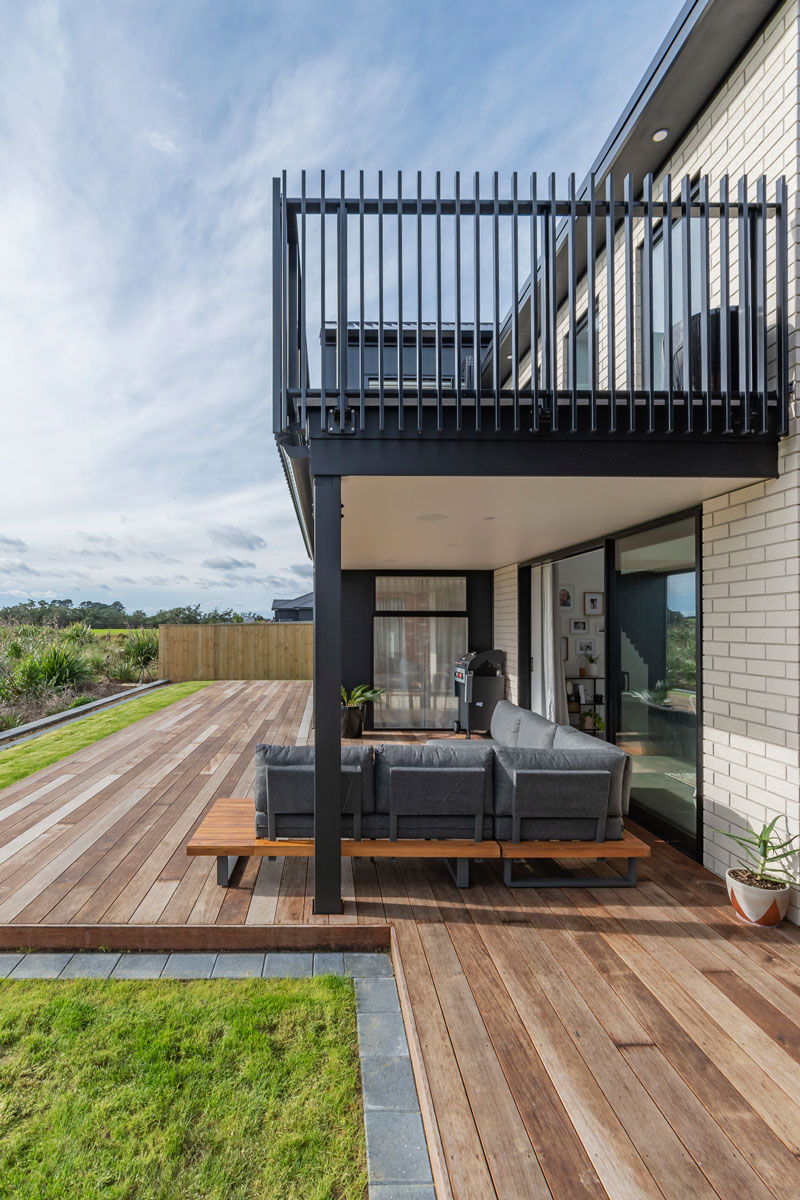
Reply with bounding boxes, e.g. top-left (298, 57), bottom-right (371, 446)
top-left (553, 724), bottom-right (599, 750)
top-left (515, 709), bottom-right (558, 749)
top-left (493, 744), bottom-right (630, 819)
top-left (254, 744), bottom-right (375, 815)
top-left (490, 700), bottom-right (524, 746)
top-left (374, 743), bottom-right (494, 814)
